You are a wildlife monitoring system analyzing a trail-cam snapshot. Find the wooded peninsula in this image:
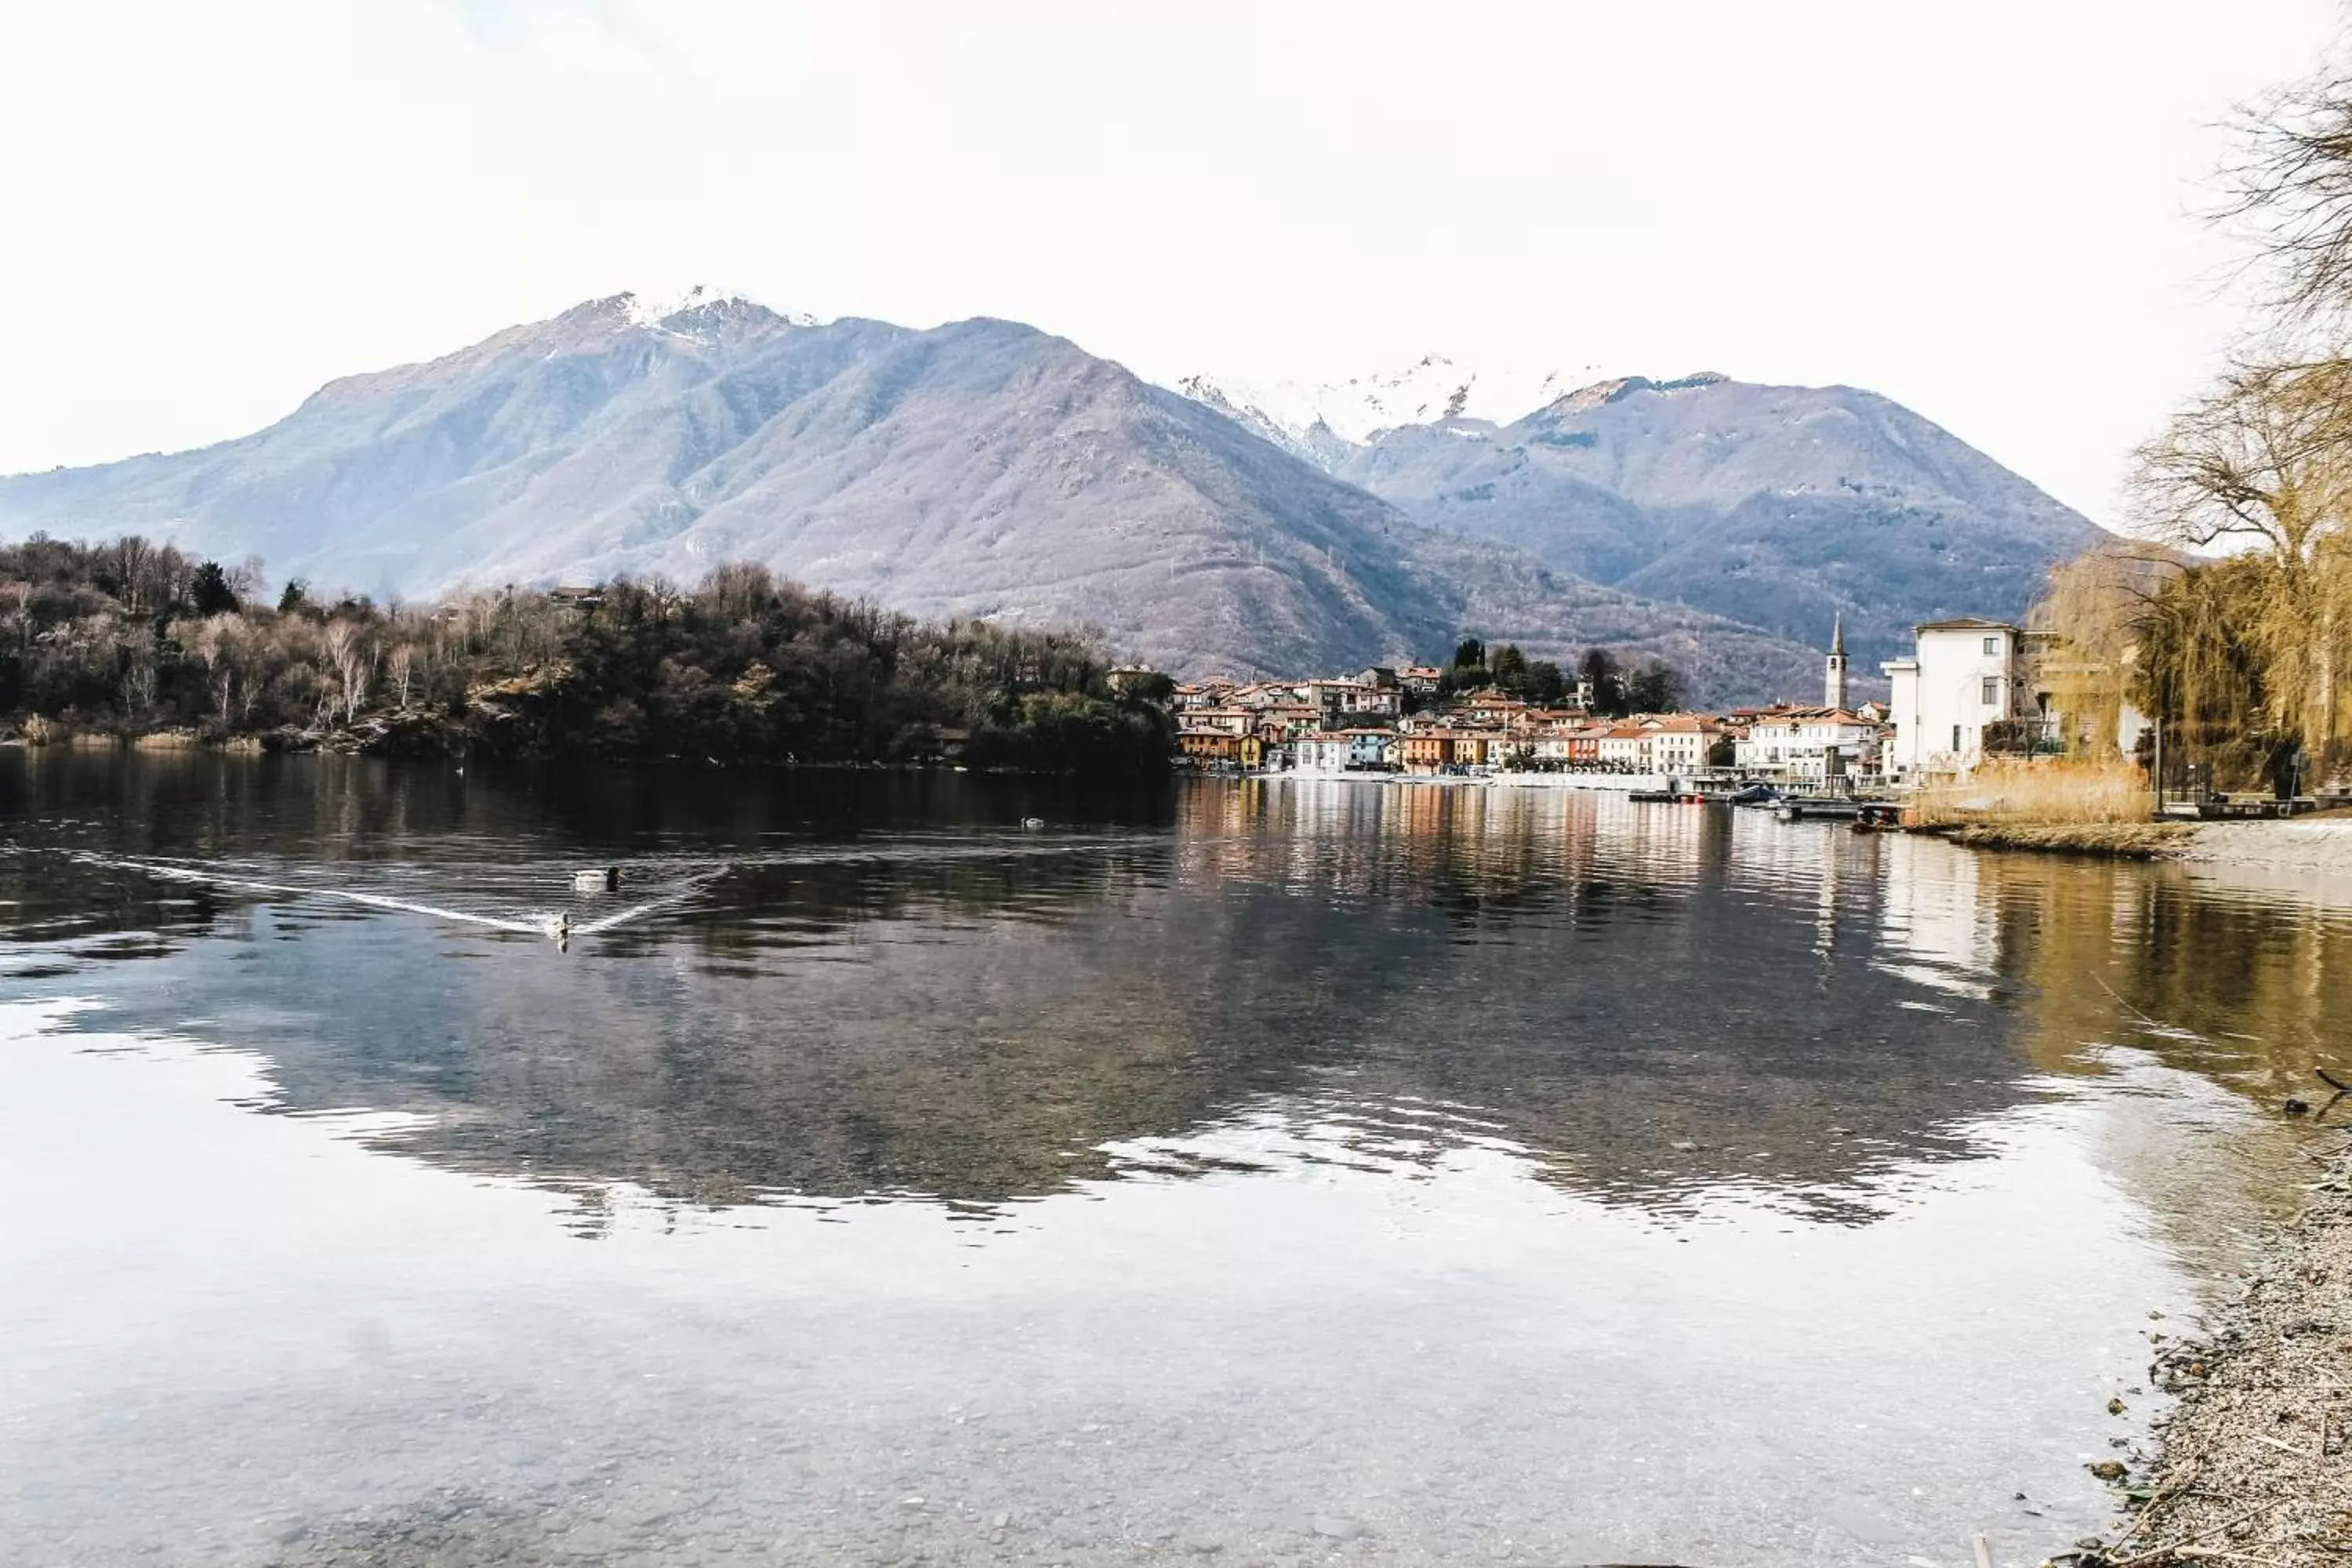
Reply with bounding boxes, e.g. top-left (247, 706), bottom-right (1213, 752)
top-left (0, 536), bottom-right (1174, 775)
